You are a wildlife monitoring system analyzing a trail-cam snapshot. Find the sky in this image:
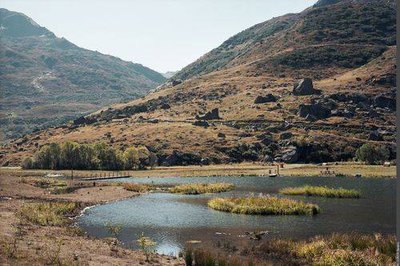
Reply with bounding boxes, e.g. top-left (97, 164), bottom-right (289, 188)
top-left (1, 0), bottom-right (316, 73)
